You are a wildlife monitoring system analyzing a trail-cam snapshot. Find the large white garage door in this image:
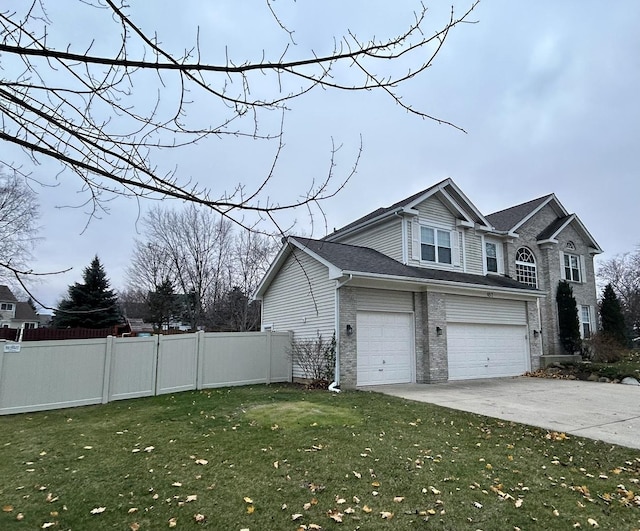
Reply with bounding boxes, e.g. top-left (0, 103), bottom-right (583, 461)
top-left (357, 311), bottom-right (413, 386)
top-left (447, 323), bottom-right (529, 380)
